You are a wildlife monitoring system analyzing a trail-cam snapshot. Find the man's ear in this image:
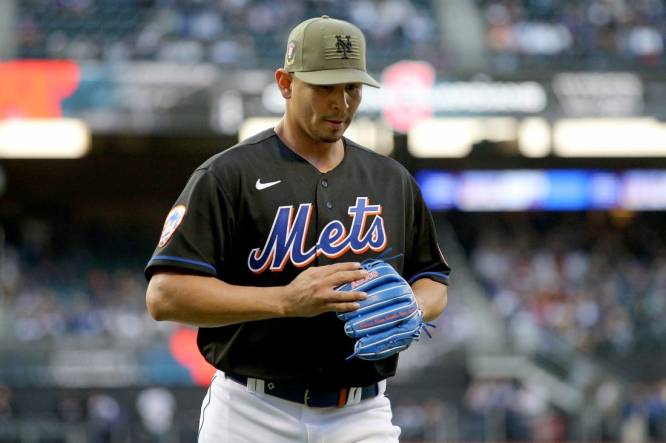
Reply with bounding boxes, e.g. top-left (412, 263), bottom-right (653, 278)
top-left (275, 69), bottom-right (293, 99)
